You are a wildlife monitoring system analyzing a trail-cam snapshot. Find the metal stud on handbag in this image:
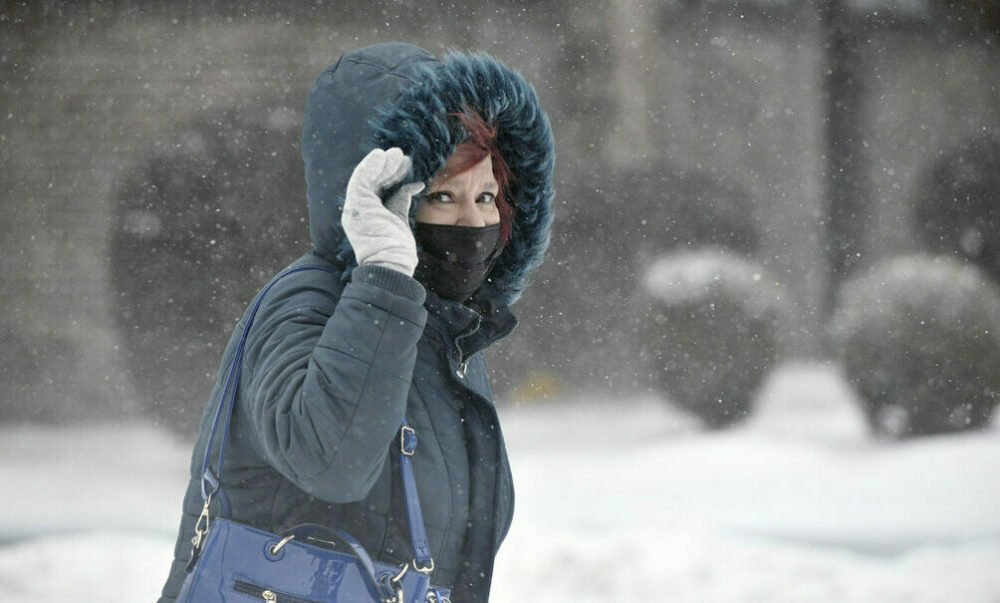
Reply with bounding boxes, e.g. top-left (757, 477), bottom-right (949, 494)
top-left (176, 266), bottom-right (451, 603)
